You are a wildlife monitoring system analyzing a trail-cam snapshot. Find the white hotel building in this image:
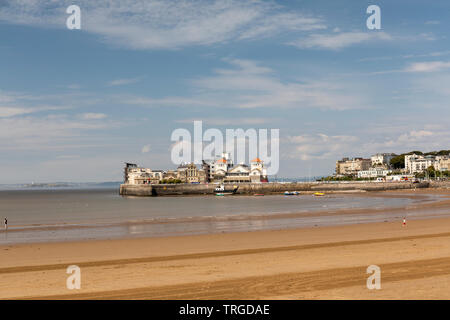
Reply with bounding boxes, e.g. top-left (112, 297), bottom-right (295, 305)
top-left (405, 154), bottom-right (450, 174)
top-left (357, 168), bottom-right (392, 179)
